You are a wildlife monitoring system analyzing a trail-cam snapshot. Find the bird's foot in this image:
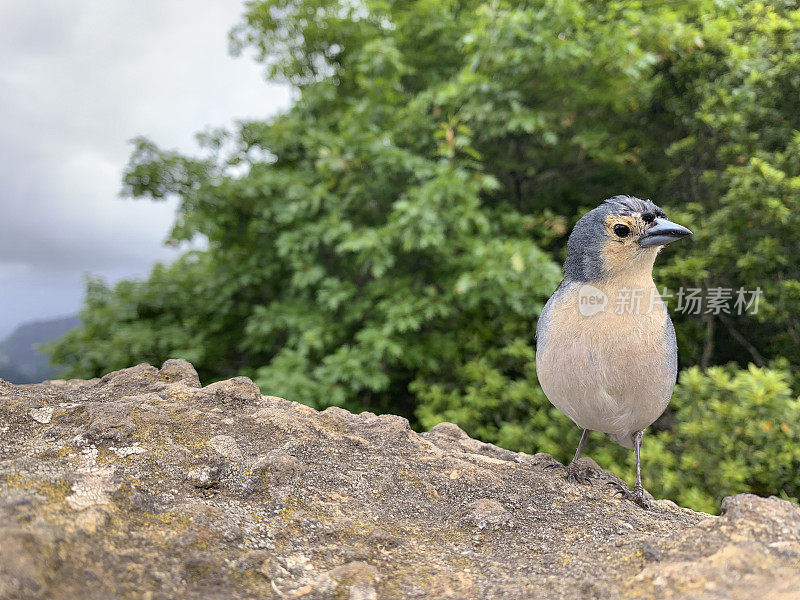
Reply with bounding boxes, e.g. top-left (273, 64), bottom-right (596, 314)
top-left (564, 461), bottom-right (592, 485)
top-left (542, 459), bottom-right (592, 485)
top-left (610, 482), bottom-right (650, 509)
